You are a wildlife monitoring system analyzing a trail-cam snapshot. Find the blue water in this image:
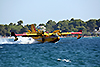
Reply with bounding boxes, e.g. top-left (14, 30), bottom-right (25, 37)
top-left (0, 37), bottom-right (100, 67)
